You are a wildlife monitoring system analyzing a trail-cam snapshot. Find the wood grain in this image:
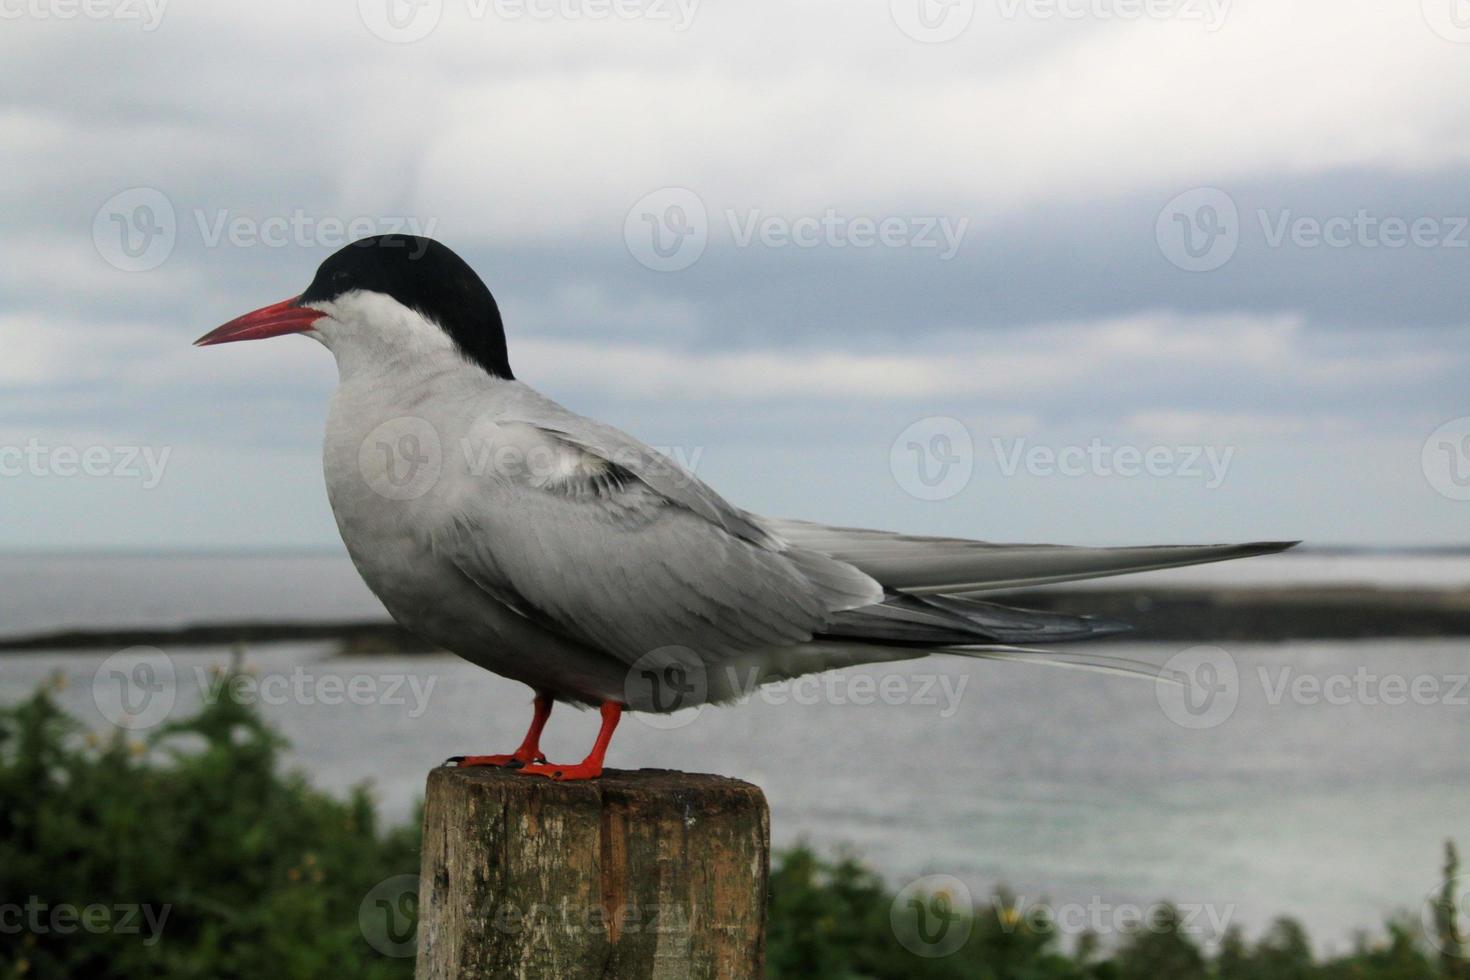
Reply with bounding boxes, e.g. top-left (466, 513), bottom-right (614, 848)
top-left (416, 766), bottom-right (769, 980)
